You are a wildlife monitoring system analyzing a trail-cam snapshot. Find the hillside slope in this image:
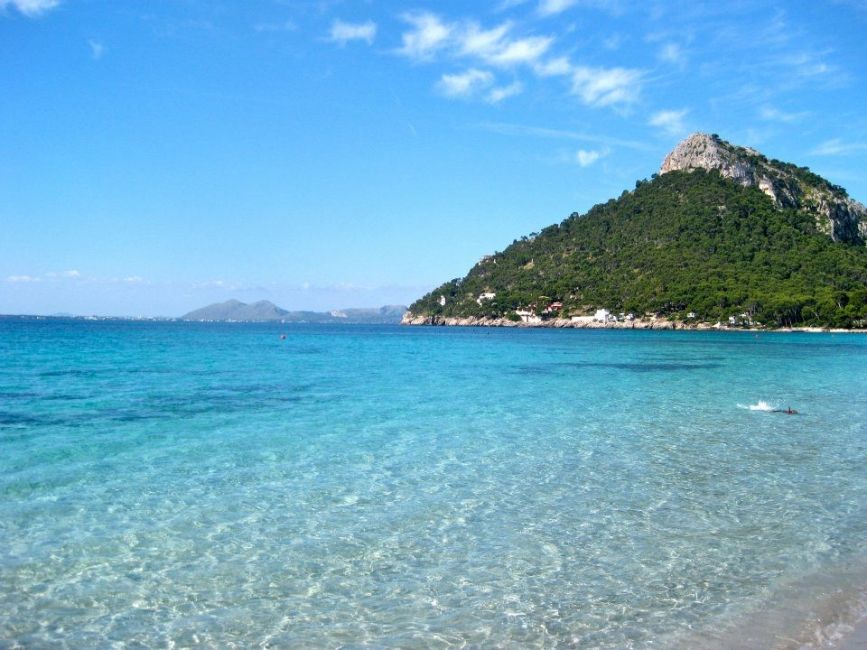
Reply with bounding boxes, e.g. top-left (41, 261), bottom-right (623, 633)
top-left (406, 136), bottom-right (867, 328)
